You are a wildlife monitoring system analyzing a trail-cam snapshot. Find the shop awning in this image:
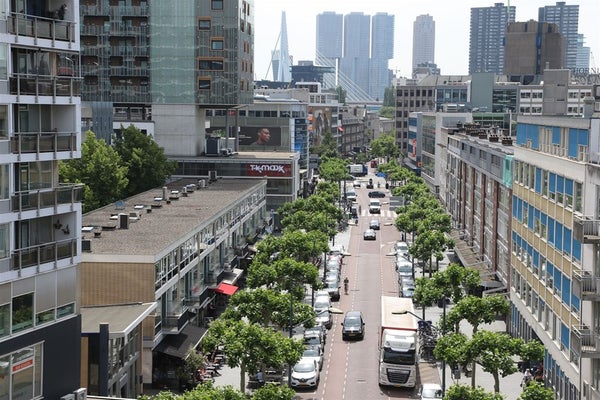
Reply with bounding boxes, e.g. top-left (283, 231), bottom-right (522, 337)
top-left (154, 324), bottom-right (207, 359)
top-left (213, 282), bottom-right (238, 296)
